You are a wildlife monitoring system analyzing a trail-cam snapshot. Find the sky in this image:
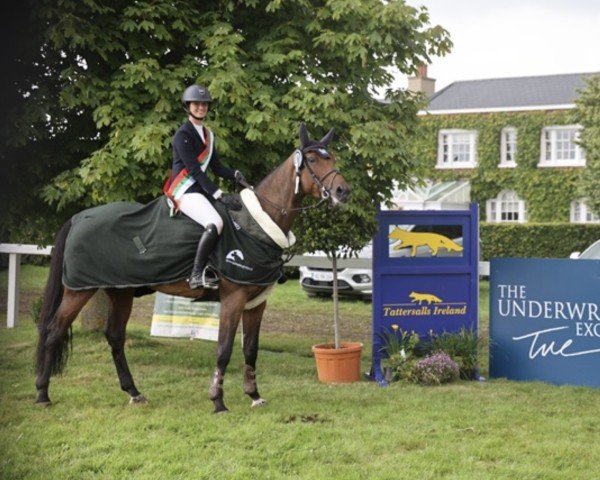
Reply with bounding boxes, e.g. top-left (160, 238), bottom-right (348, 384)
top-left (398, 0), bottom-right (600, 91)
